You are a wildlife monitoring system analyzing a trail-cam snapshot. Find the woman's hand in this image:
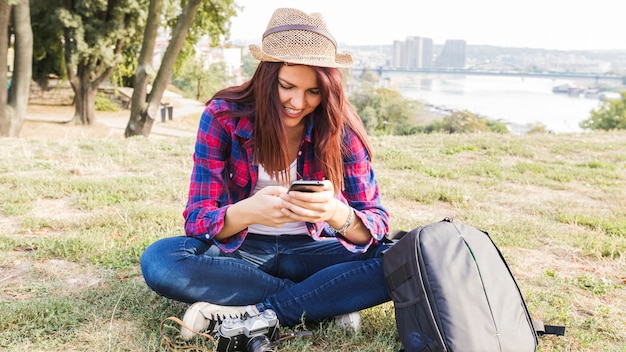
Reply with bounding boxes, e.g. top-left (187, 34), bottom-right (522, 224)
top-left (217, 185), bottom-right (297, 240)
top-left (241, 185), bottom-right (296, 227)
top-left (279, 180), bottom-right (338, 223)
